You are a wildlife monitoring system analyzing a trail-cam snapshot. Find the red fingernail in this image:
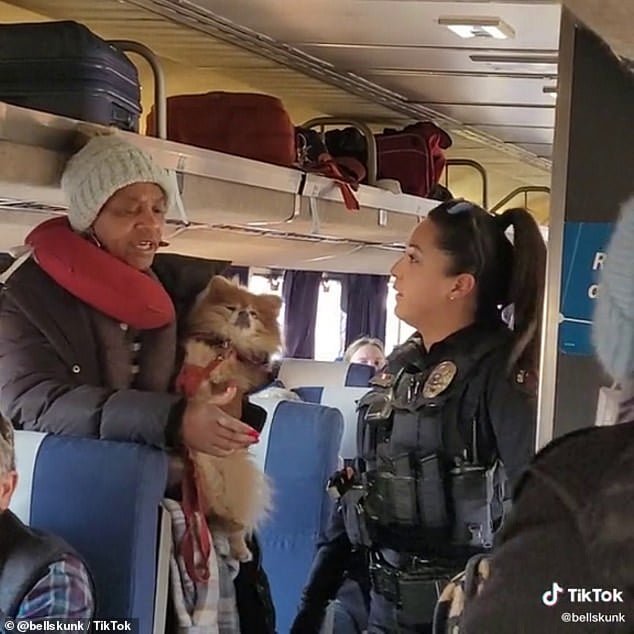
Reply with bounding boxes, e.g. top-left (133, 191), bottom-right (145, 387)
top-left (248, 430), bottom-right (260, 440)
